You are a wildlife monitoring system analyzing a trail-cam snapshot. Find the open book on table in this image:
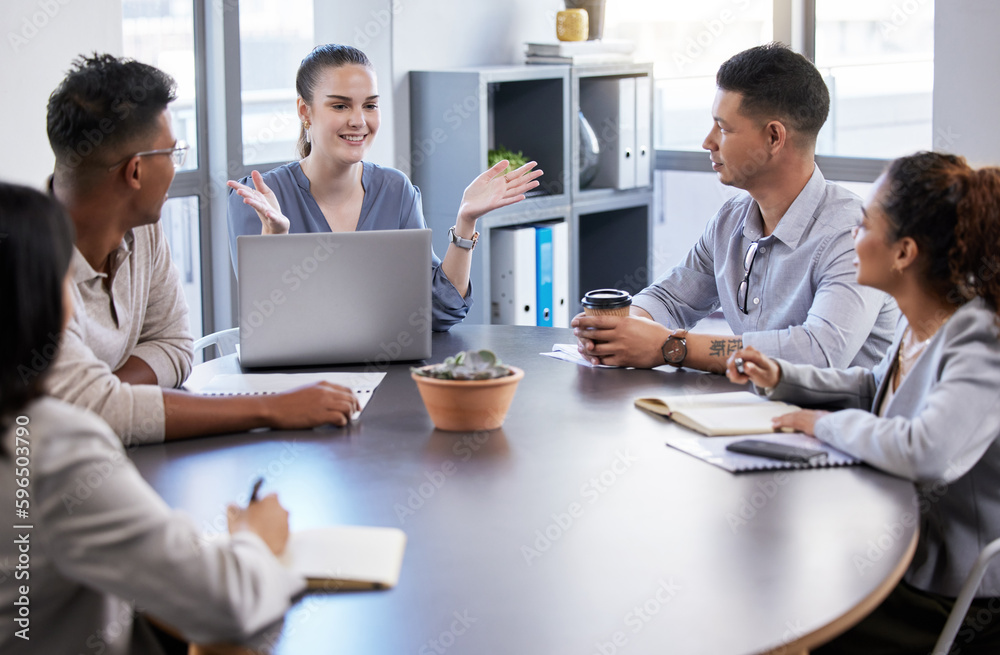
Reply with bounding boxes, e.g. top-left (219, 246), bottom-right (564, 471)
top-left (281, 525), bottom-right (407, 591)
top-left (635, 391), bottom-right (801, 437)
top-left (207, 525), bottom-right (407, 591)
